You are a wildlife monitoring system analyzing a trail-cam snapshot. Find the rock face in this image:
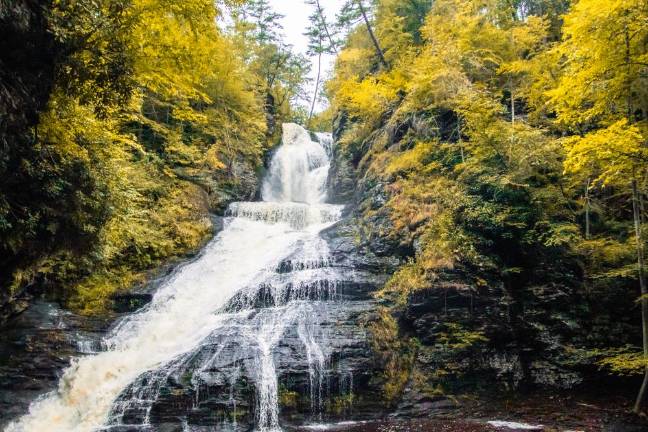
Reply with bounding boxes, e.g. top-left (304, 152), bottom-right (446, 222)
top-left (100, 216), bottom-right (399, 431)
top-left (0, 301), bottom-right (112, 428)
top-left (326, 114), bottom-right (357, 205)
top-left (2, 123), bottom-right (645, 431)
top-left (0, 0), bottom-right (60, 323)
top-left (0, 131), bottom-right (403, 431)
top-left (105, 130), bottom-right (410, 429)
